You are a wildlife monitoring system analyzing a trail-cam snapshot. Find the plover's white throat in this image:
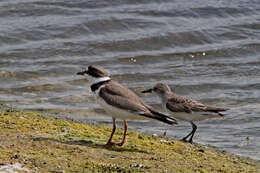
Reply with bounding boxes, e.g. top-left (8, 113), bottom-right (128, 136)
top-left (142, 83), bottom-right (228, 143)
top-left (77, 66), bottom-right (177, 147)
